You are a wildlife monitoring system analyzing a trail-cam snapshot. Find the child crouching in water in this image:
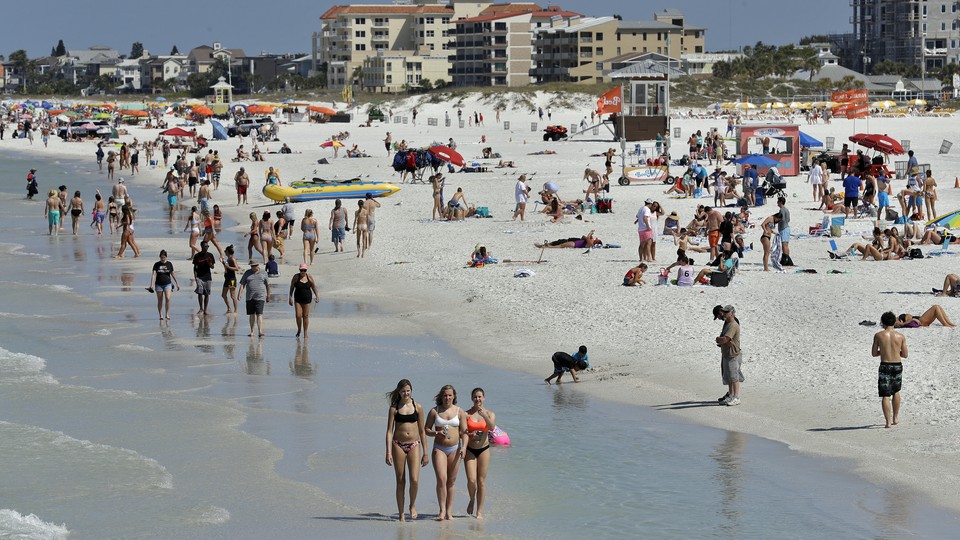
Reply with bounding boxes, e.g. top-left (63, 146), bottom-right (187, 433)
top-left (545, 346), bottom-right (589, 384)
